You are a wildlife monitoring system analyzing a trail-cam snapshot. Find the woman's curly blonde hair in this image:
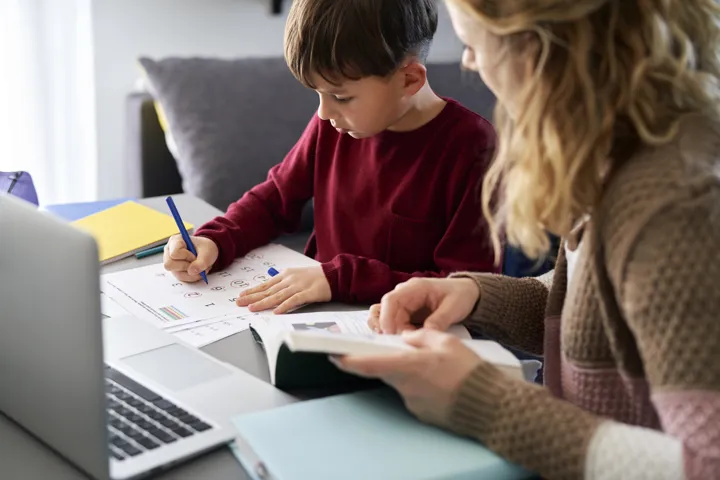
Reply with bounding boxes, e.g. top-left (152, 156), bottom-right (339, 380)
top-left (450, 0), bottom-right (720, 259)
